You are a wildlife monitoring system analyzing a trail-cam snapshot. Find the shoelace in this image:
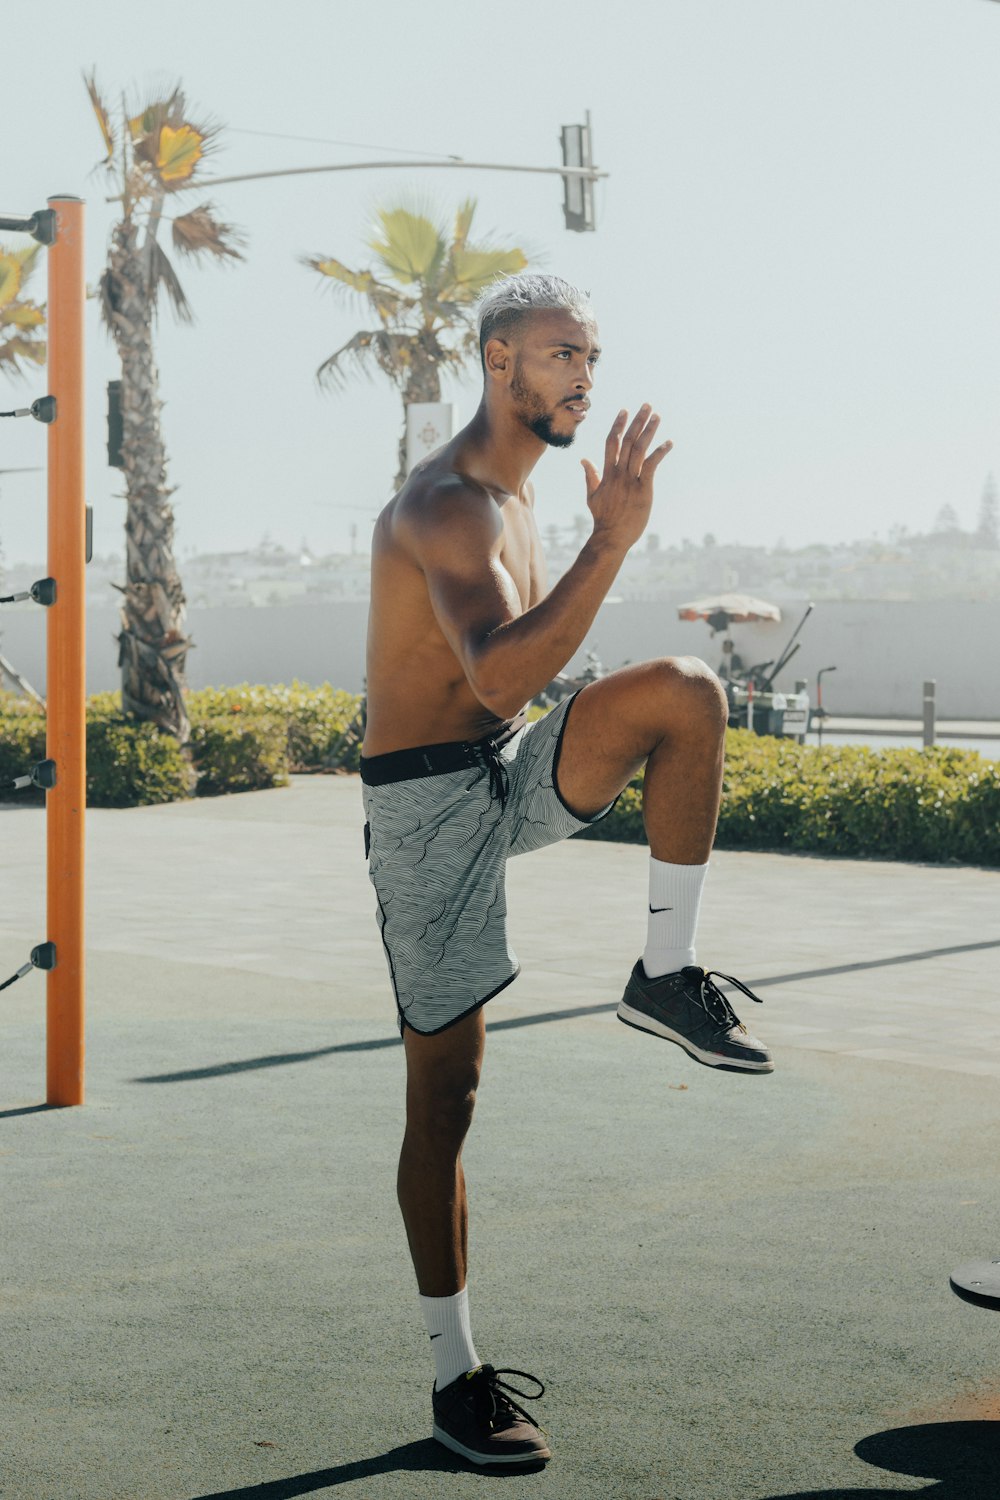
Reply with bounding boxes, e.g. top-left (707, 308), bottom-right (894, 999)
top-left (470, 1365), bottom-right (546, 1434)
top-left (686, 967), bottom-right (764, 1035)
